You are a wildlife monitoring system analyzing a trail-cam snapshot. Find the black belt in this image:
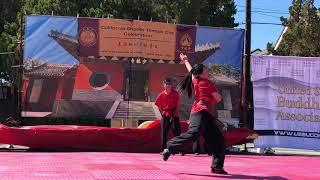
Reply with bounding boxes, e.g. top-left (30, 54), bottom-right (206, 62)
top-left (161, 108), bottom-right (176, 116)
